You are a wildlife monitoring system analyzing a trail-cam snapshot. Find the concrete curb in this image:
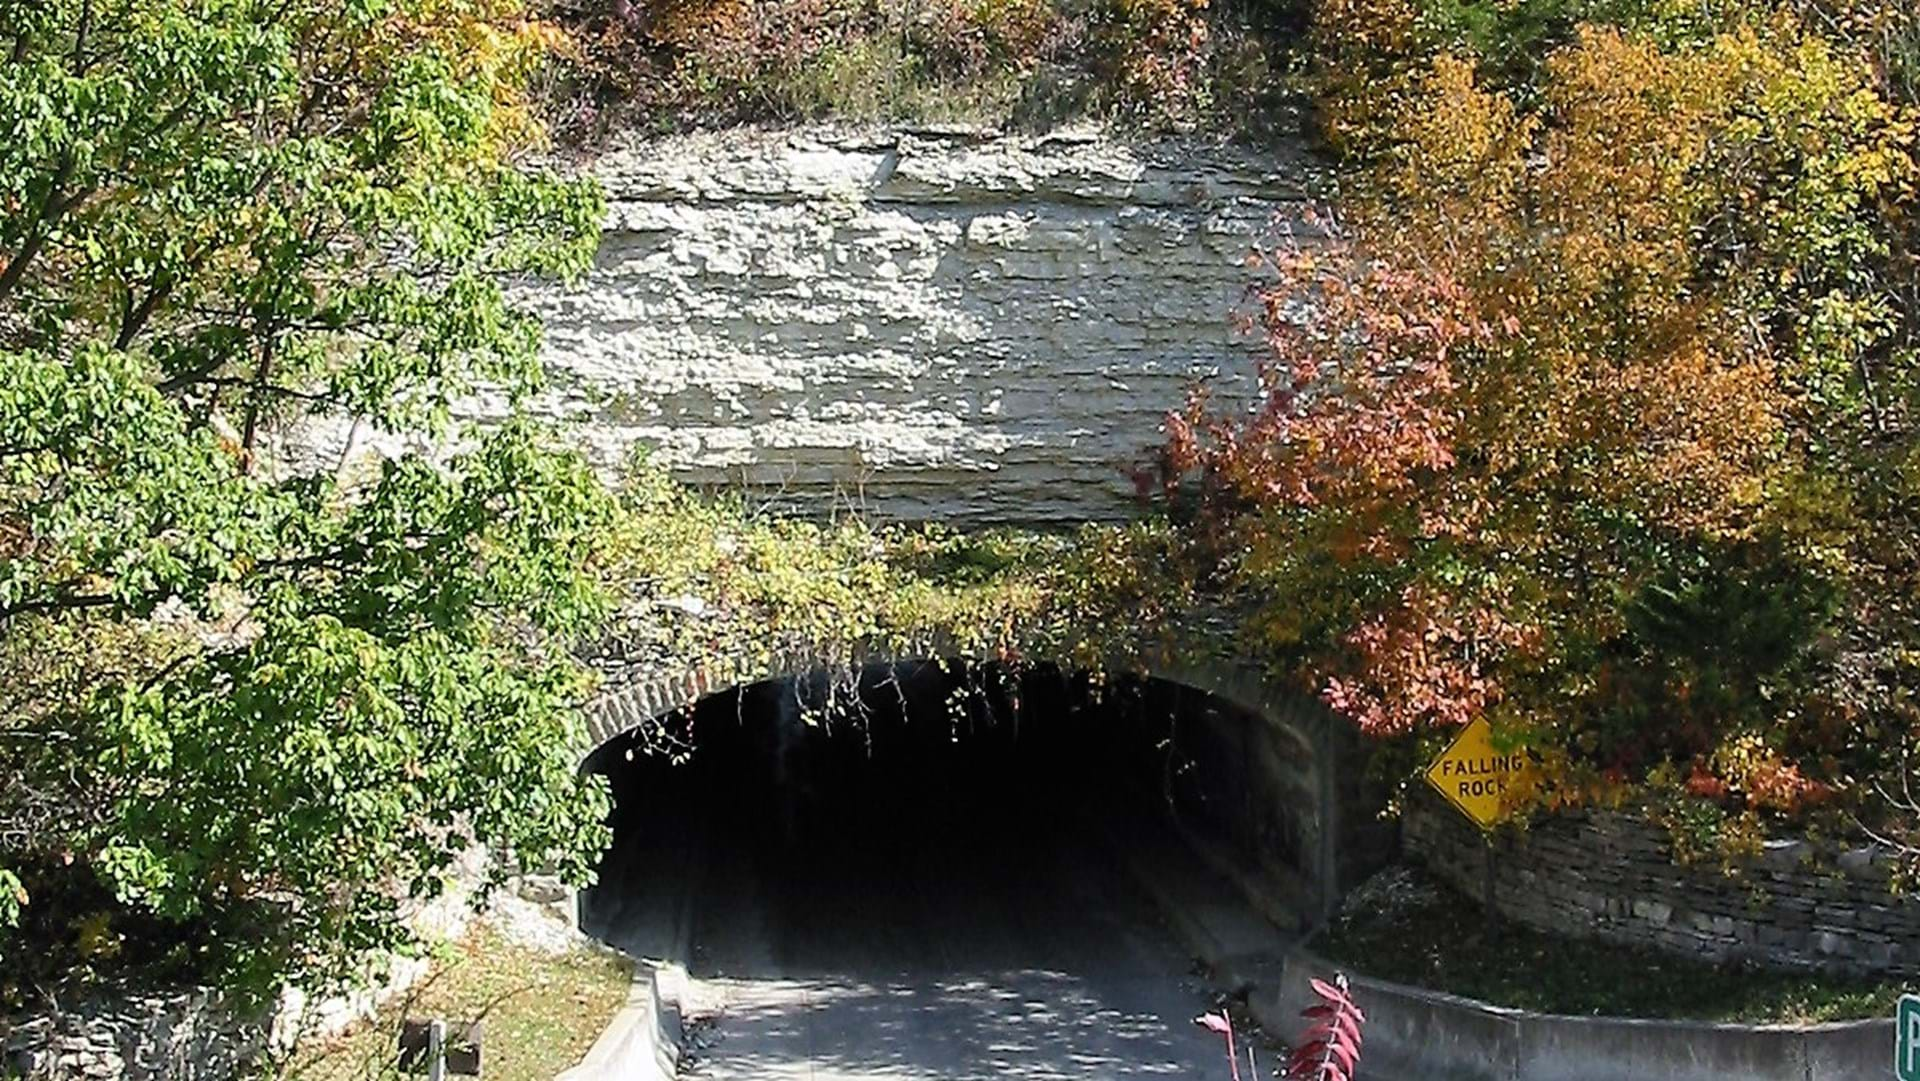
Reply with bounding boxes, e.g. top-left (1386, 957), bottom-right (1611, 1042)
top-left (1094, 816), bottom-right (1895, 1081)
top-left (1255, 950), bottom-right (1892, 1081)
top-left (553, 965), bottom-right (682, 1081)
